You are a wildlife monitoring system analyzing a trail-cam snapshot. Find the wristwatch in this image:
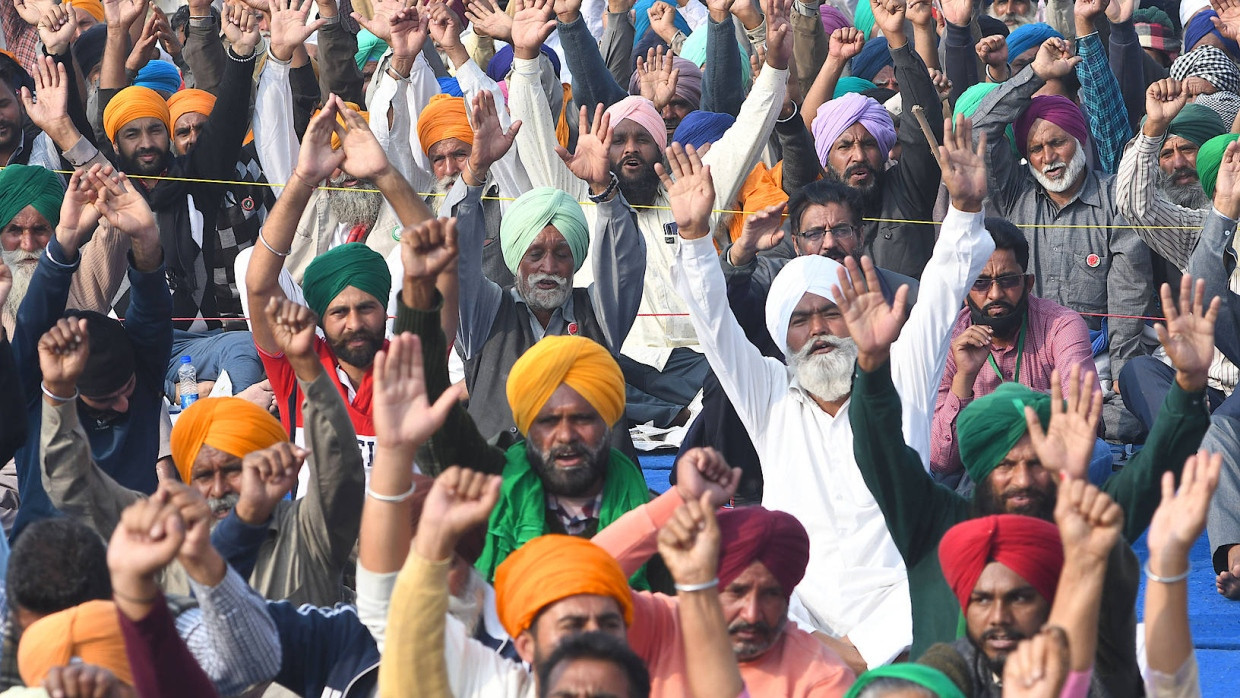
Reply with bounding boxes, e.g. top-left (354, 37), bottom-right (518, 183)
top-left (588, 173), bottom-right (621, 203)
